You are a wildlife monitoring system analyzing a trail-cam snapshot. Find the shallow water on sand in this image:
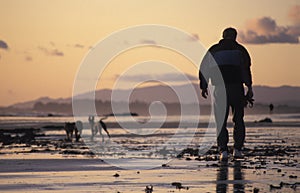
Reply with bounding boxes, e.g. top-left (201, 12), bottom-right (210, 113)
top-left (1, 113), bottom-right (300, 128)
top-left (0, 114), bottom-right (299, 192)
